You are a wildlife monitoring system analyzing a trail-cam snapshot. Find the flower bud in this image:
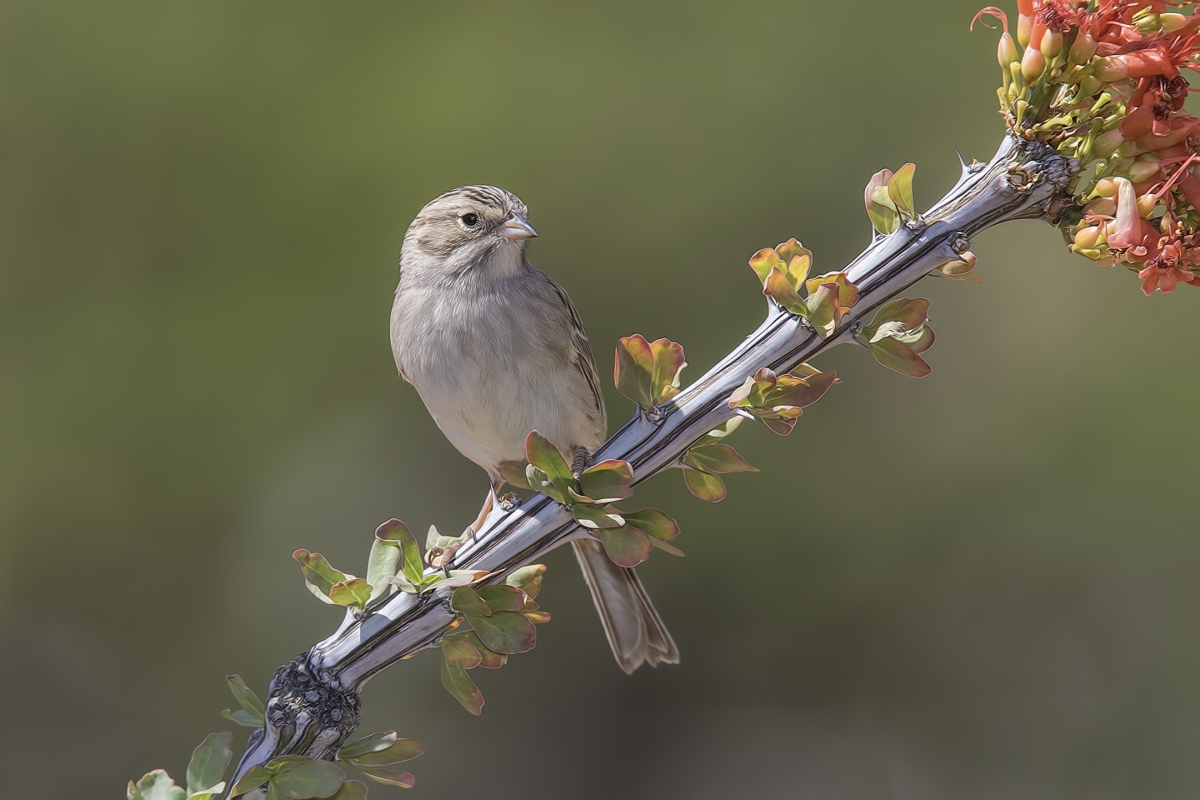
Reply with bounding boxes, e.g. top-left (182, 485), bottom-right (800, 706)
top-left (1092, 177), bottom-right (1119, 198)
top-left (1017, 13), bottom-right (1033, 48)
top-left (1160, 13), bottom-right (1190, 33)
top-left (1022, 46), bottom-right (1047, 82)
top-left (1078, 75), bottom-right (1103, 97)
top-left (1041, 29), bottom-right (1063, 59)
top-left (1137, 193), bottom-right (1158, 218)
top-left (1128, 159), bottom-right (1161, 184)
top-left (1134, 12), bottom-right (1161, 33)
top-left (1074, 225), bottom-right (1102, 249)
top-left (998, 32), bottom-right (1019, 68)
top-left (1069, 33), bottom-right (1097, 64)
top-left (1092, 129), bottom-right (1125, 158)
top-left (1093, 57), bottom-right (1129, 82)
